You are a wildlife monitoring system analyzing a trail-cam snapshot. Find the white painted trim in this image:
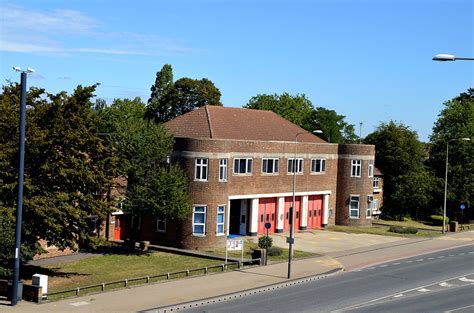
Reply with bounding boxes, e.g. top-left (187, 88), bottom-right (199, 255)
top-left (229, 190), bottom-right (332, 200)
top-left (192, 205), bottom-right (207, 236)
top-left (323, 194), bottom-right (330, 225)
top-left (339, 155), bottom-right (375, 161)
top-left (226, 200), bottom-right (231, 236)
top-left (349, 195), bottom-right (360, 219)
top-left (250, 199), bottom-right (259, 234)
top-left (174, 151), bottom-right (340, 160)
top-left (216, 205), bottom-right (226, 235)
top-left (277, 197), bottom-right (285, 230)
top-left (301, 196), bottom-right (309, 227)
